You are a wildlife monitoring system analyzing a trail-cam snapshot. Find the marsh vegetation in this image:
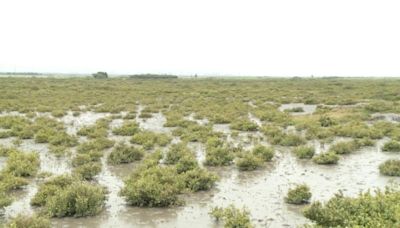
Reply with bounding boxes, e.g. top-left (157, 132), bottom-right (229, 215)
top-left (0, 77), bottom-right (399, 227)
